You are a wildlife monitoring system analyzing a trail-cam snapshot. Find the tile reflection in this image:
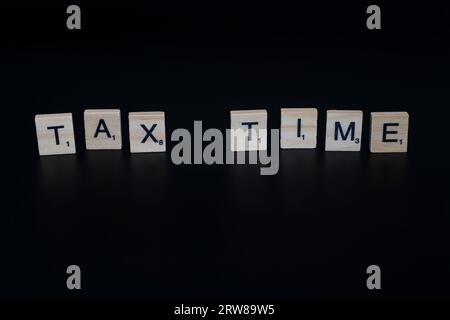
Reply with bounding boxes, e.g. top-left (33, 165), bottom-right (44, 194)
top-left (323, 152), bottom-right (363, 173)
top-left (279, 149), bottom-right (319, 178)
top-left (129, 152), bottom-right (170, 180)
top-left (35, 154), bottom-right (80, 198)
top-left (368, 153), bottom-right (408, 184)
